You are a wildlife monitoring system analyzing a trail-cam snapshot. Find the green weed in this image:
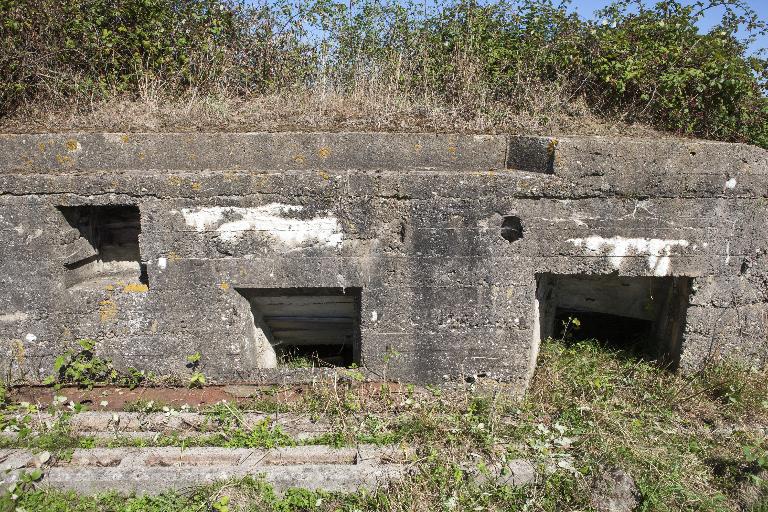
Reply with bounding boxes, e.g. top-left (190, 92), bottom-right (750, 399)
top-left (42, 339), bottom-right (146, 390)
